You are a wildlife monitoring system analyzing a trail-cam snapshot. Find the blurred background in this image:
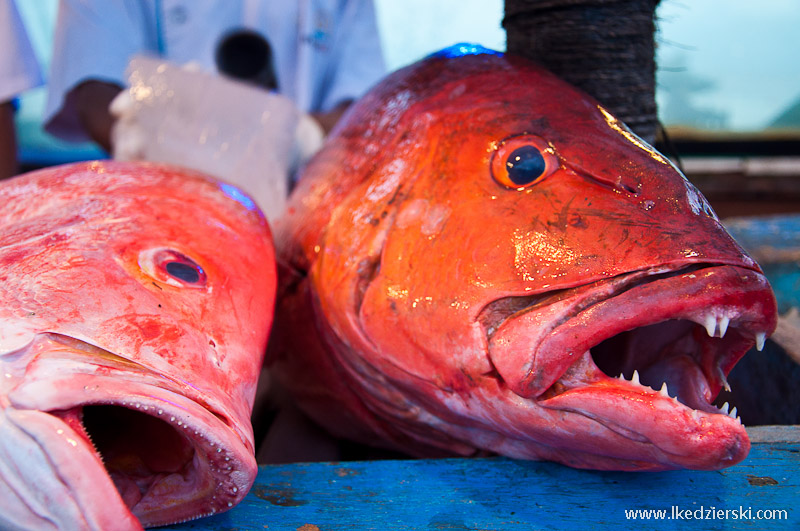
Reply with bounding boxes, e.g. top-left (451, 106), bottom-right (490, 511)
top-left (13, 0), bottom-right (800, 216)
